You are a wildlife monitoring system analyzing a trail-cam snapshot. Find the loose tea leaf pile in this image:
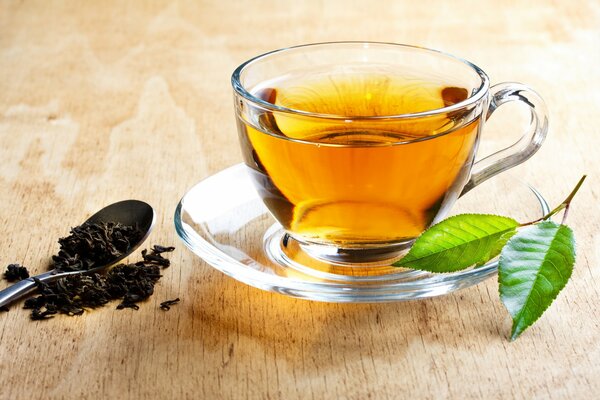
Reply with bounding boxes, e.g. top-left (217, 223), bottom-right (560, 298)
top-left (24, 245), bottom-right (174, 319)
top-left (1, 219), bottom-right (178, 319)
top-left (52, 221), bottom-right (144, 272)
